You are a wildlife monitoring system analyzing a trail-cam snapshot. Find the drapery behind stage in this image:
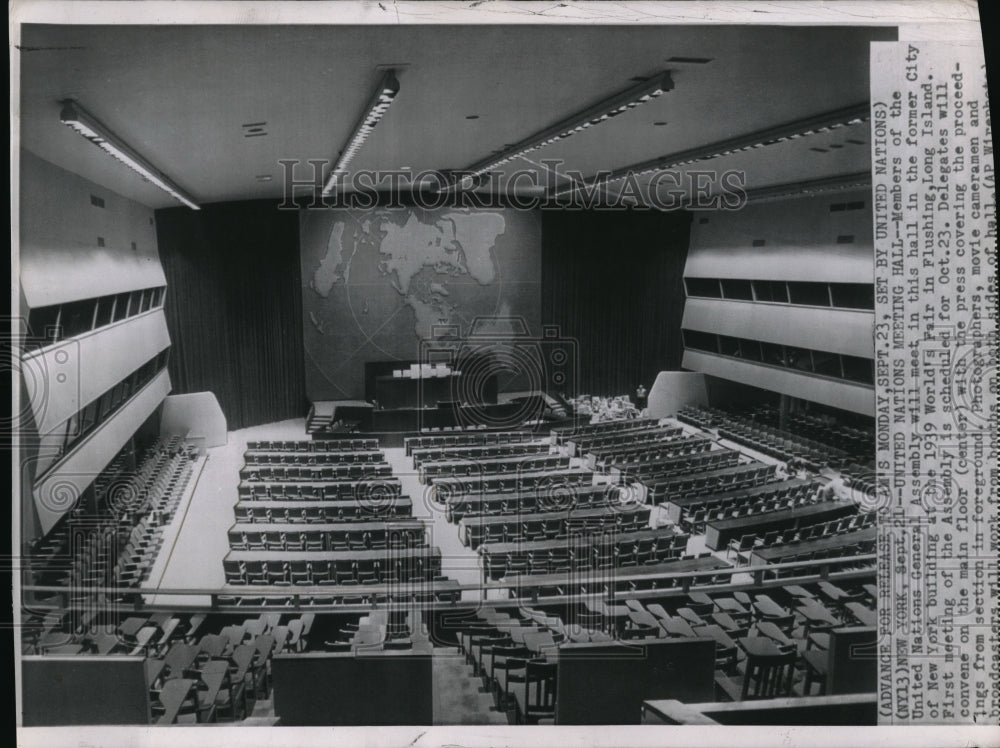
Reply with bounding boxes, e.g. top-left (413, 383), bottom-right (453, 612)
top-left (541, 209), bottom-right (692, 397)
top-left (156, 201), bottom-right (307, 431)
